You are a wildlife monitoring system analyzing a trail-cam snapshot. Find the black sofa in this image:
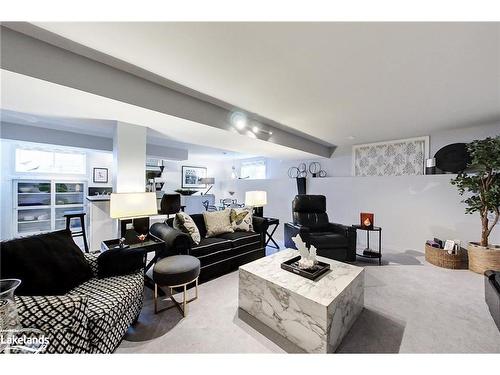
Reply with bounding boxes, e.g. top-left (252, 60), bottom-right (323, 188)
top-left (150, 214), bottom-right (268, 282)
top-left (485, 270), bottom-right (500, 331)
top-left (284, 195), bottom-right (357, 262)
